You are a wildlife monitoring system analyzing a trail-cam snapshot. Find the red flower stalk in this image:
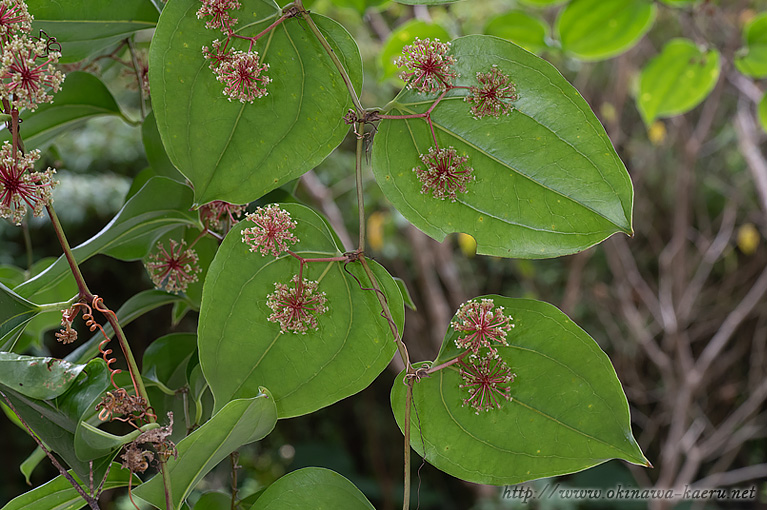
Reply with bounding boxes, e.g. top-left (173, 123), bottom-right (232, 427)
top-left (451, 298), bottom-right (514, 357)
top-left (214, 49), bottom-right (270, 103)
top-left (413, 146), bottom-right (474, 202)
top-left (202, 39), bottom-right (234, 71)
top-left (395, 38), bottom-right (458, 94)
top-left (241, 204), bottom-right (298, 257)
top-left (0, 35), bottom-right (64, 111)
top-left (197, 0), bottom-right (241, 34)
top-left (465, 66), bottom-right (518, 119)
top-left (0, 142), bottom-right (56, 225)
top-left (266, 275), bottom-right (328, 334)
top-left (458, 354), bottom-right (515, 414)
top-left (145, 239), bottom-right (201, 294)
